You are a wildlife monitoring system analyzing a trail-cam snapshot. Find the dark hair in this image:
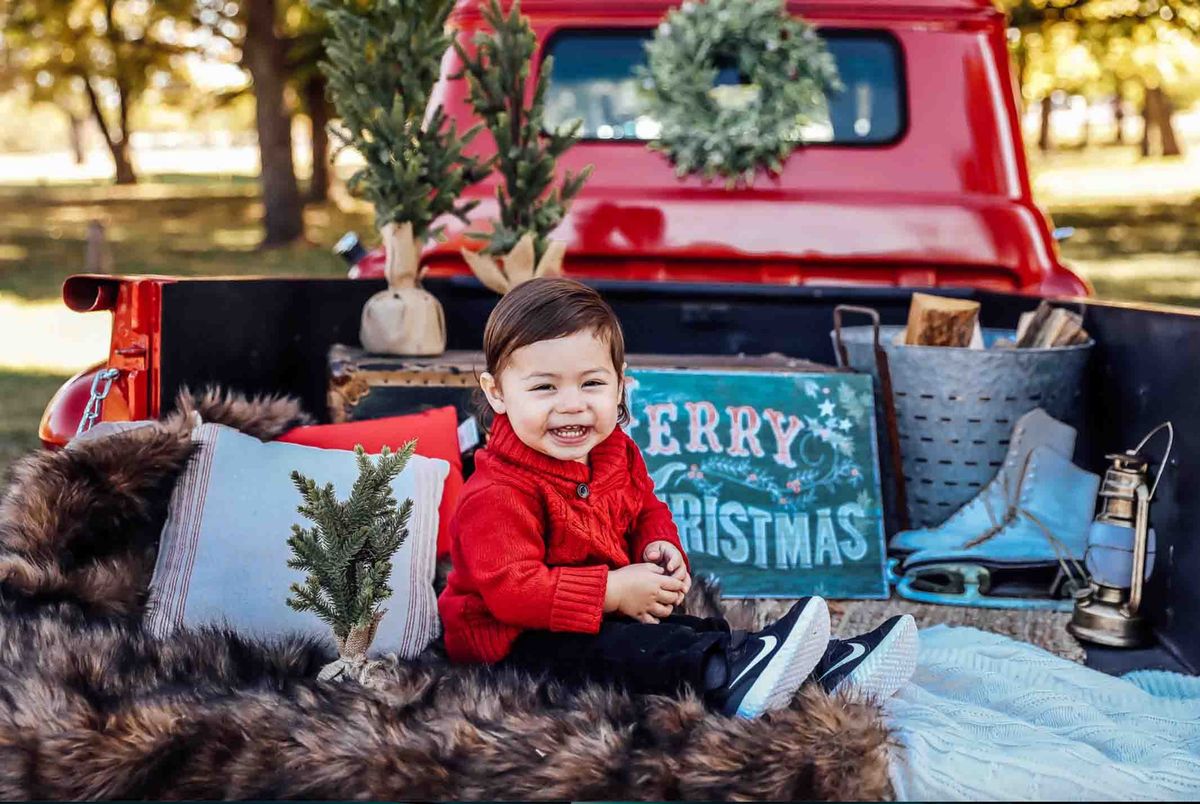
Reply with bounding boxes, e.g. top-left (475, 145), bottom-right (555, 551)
top-left (476, 277), bottom-right (629, 427)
